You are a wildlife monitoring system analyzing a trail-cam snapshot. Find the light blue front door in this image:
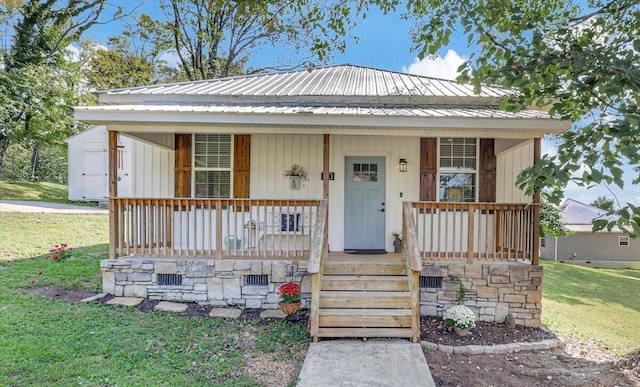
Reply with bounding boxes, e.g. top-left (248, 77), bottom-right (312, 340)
top-left (344, 156), bottom-right (386, 250)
